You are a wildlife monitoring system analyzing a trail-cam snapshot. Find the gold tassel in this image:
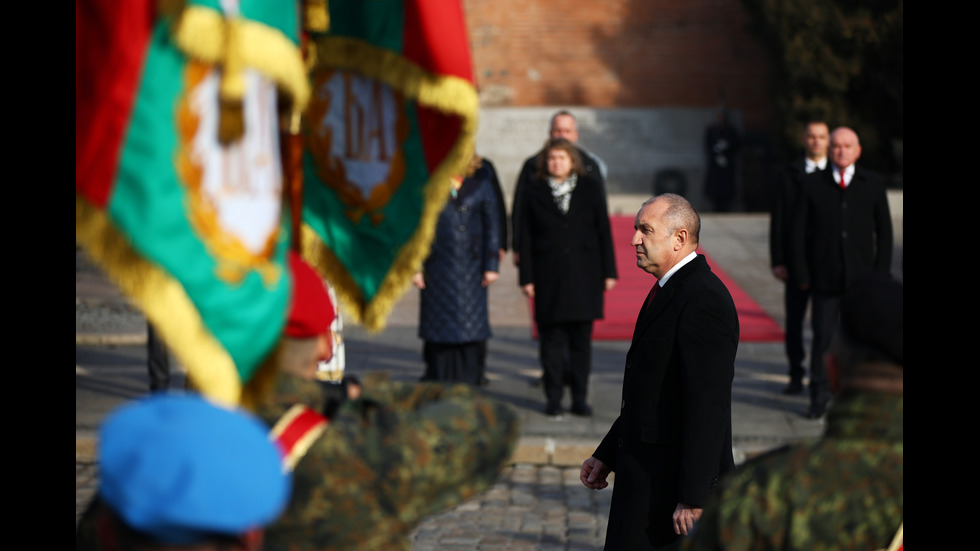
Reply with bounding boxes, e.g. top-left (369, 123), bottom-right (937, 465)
top-left (304, 0), bottom-right (329, 33)
top-left (218, 18), bottom-right (246, 144)
top-left (173, 6), bottom-right (311, 144)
